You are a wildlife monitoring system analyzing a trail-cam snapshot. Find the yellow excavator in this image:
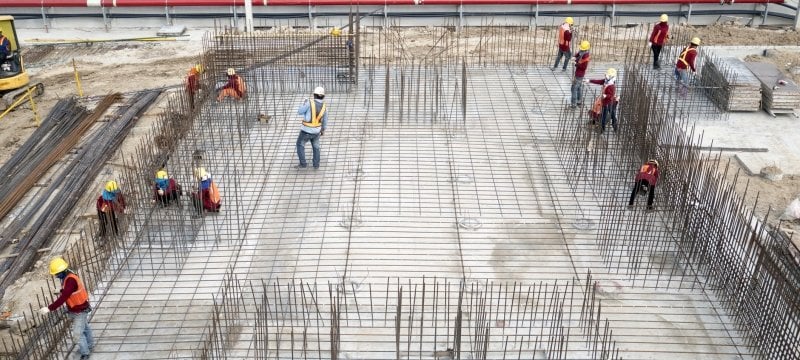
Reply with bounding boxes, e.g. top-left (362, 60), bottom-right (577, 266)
top-left (0, 15), bottom-right (43, 112)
